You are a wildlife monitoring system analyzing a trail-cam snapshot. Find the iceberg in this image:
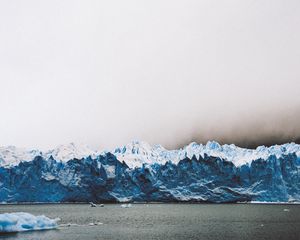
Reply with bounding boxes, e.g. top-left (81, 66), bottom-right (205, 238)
top-left (0, 212), bottom-right (59, 233)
